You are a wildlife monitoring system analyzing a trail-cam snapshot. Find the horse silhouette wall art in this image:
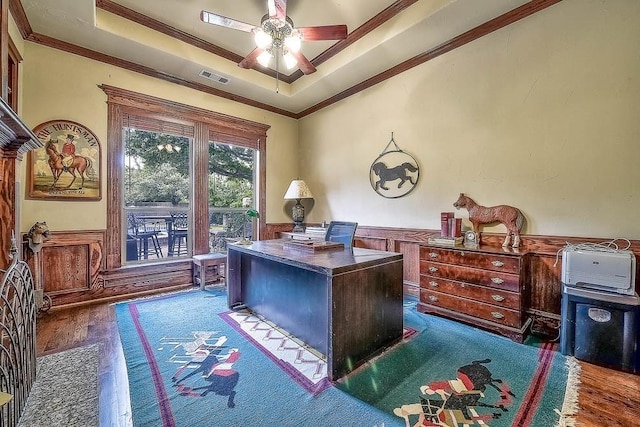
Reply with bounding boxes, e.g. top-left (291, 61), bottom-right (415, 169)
top-left (453, 193), bottom-right (524, 248)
